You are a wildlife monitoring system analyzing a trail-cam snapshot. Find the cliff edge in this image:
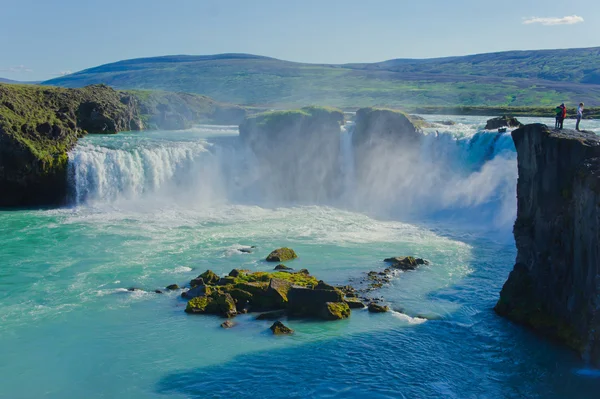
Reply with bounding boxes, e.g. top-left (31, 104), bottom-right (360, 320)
top-left (495, 123), bottom-right (600, 364)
